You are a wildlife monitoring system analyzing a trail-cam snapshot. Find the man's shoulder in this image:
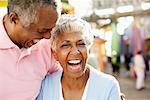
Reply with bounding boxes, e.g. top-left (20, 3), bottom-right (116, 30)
top-left (31, 39), bottom-right (51, 53)
top-left (35, 39), bottom-right (50, 48)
